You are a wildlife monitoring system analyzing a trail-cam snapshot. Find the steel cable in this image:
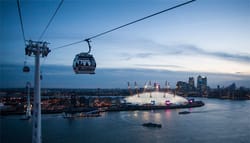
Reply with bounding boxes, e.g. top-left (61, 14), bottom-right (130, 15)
top-left (53, 0), bottom-right (196, 50)
top-left (17, 0), bottom-right (26, 45)
top-left (38, 0), bottom-right (64, 41)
